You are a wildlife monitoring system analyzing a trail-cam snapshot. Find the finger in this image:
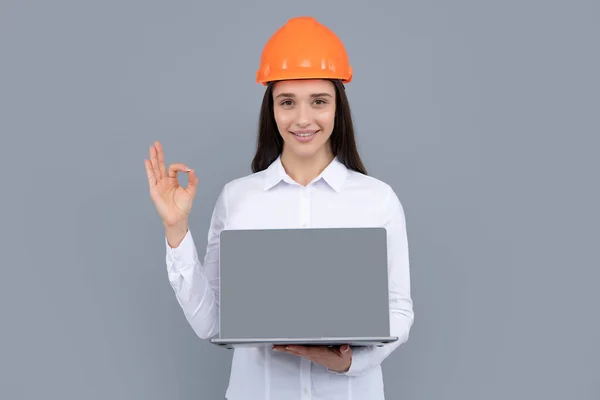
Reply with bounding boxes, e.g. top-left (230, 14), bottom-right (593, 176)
top-left (283, 345), bottom-right (303, 354)
top-left (149, 145), bottom-right (161, 180)
top-left (272, 345), bottom-right (296, 351)
top-left (144, 159), bottom-right (156, 188)
top-left (272, 345), bottom-right (306, 355)
top-left (154, 141), bottom-right (167, 178)
top-left (282, 347), bottom-right (310, 359)
top-left (168, 163), bottom-right (191, 179)
top-left (285, 345), bottom-right (321, 357)
top-left (184, 169), bottom-right (198, 196)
